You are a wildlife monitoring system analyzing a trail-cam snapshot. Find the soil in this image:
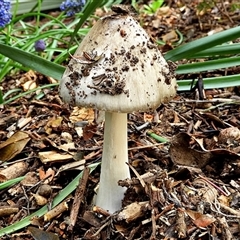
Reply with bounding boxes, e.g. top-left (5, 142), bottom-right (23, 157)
top-left (0, 0), bottom-right (240, 239)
